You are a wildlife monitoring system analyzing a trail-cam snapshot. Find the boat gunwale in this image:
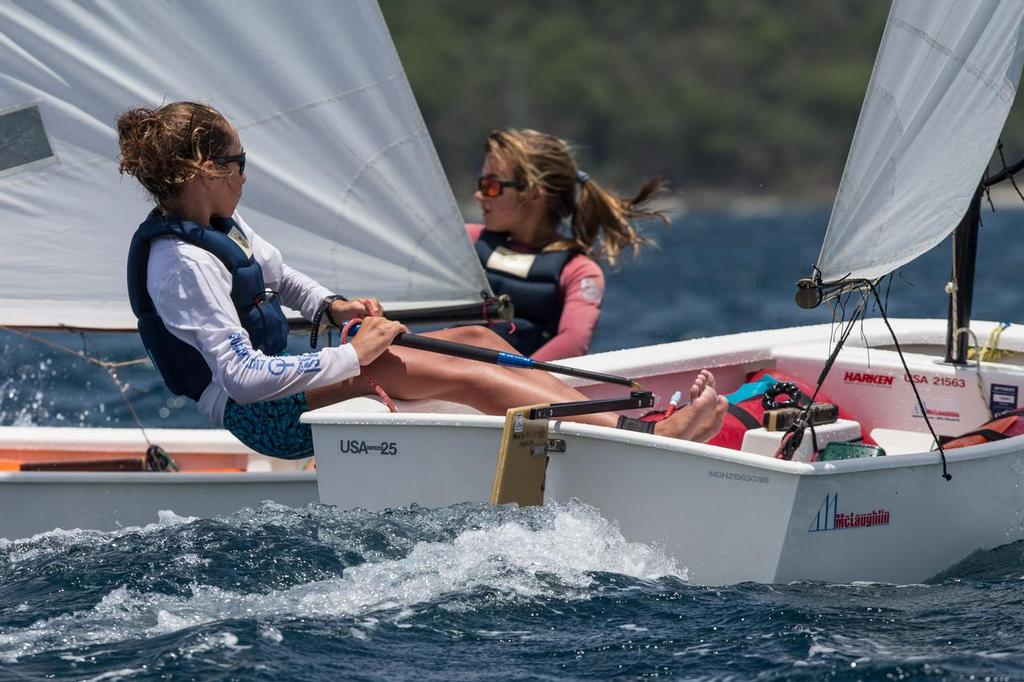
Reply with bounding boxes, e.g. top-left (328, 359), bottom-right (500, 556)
top-left (304, 406), bottom-right (1024, 478)
top-left (0, 470), bottom-right (317, 484)
top-left (509, 319), bottom-right (1024, 392)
